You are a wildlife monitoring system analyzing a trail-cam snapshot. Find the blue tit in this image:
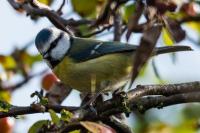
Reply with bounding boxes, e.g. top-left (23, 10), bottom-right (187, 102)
top-left (35, 27), bottom-right (191, 93)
